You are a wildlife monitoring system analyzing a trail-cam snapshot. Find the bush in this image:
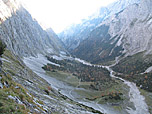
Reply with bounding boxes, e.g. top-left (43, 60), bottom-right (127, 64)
top-left (0, 40), bottom-right (6, 56)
